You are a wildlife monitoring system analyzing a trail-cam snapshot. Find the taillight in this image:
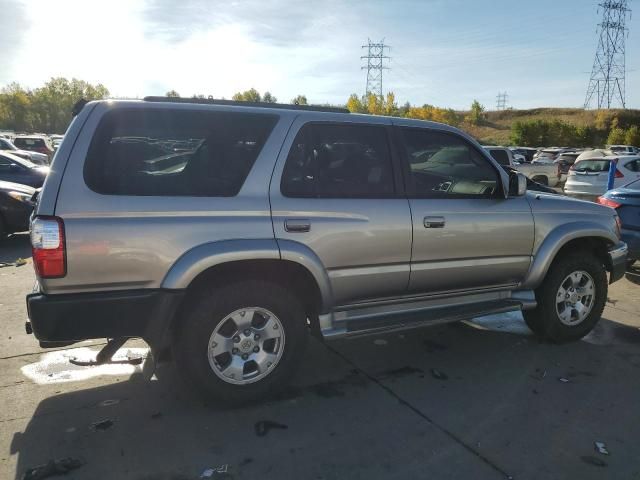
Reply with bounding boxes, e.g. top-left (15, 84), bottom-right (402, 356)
top-left (615, 169), bottom-right (624, 178)
top-left (30, 216), bottom-right (66, 278)
top-left (597, 196), bottom-right (622, 209)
